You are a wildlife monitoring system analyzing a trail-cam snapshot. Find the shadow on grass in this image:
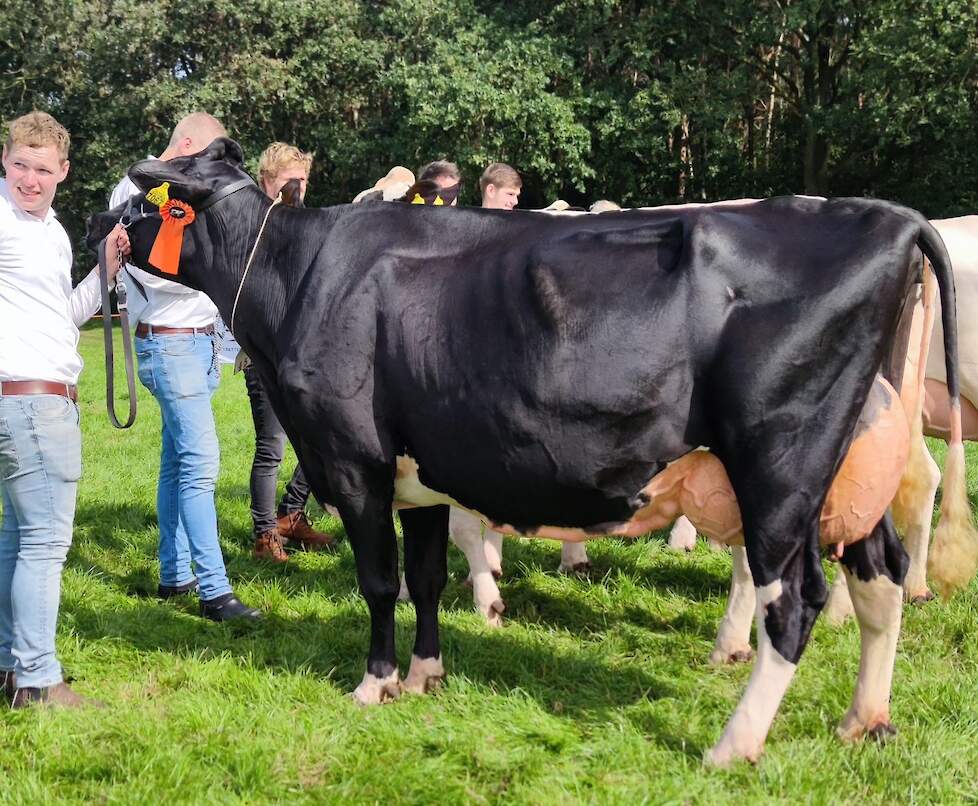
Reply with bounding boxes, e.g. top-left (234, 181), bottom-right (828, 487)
top-left (63, 595), bottom-right (705, 756)
top-left (65, 500), bottom-right (726, 756)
